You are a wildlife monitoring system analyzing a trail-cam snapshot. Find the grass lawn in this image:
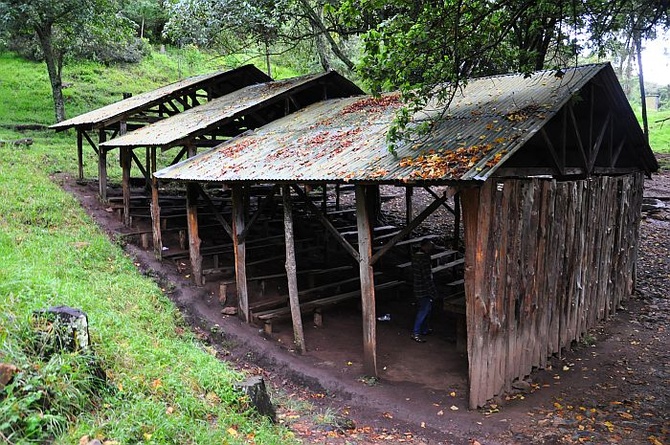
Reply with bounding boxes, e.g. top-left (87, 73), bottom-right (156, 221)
top-left (0, 51), bottom-right (298, 444)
